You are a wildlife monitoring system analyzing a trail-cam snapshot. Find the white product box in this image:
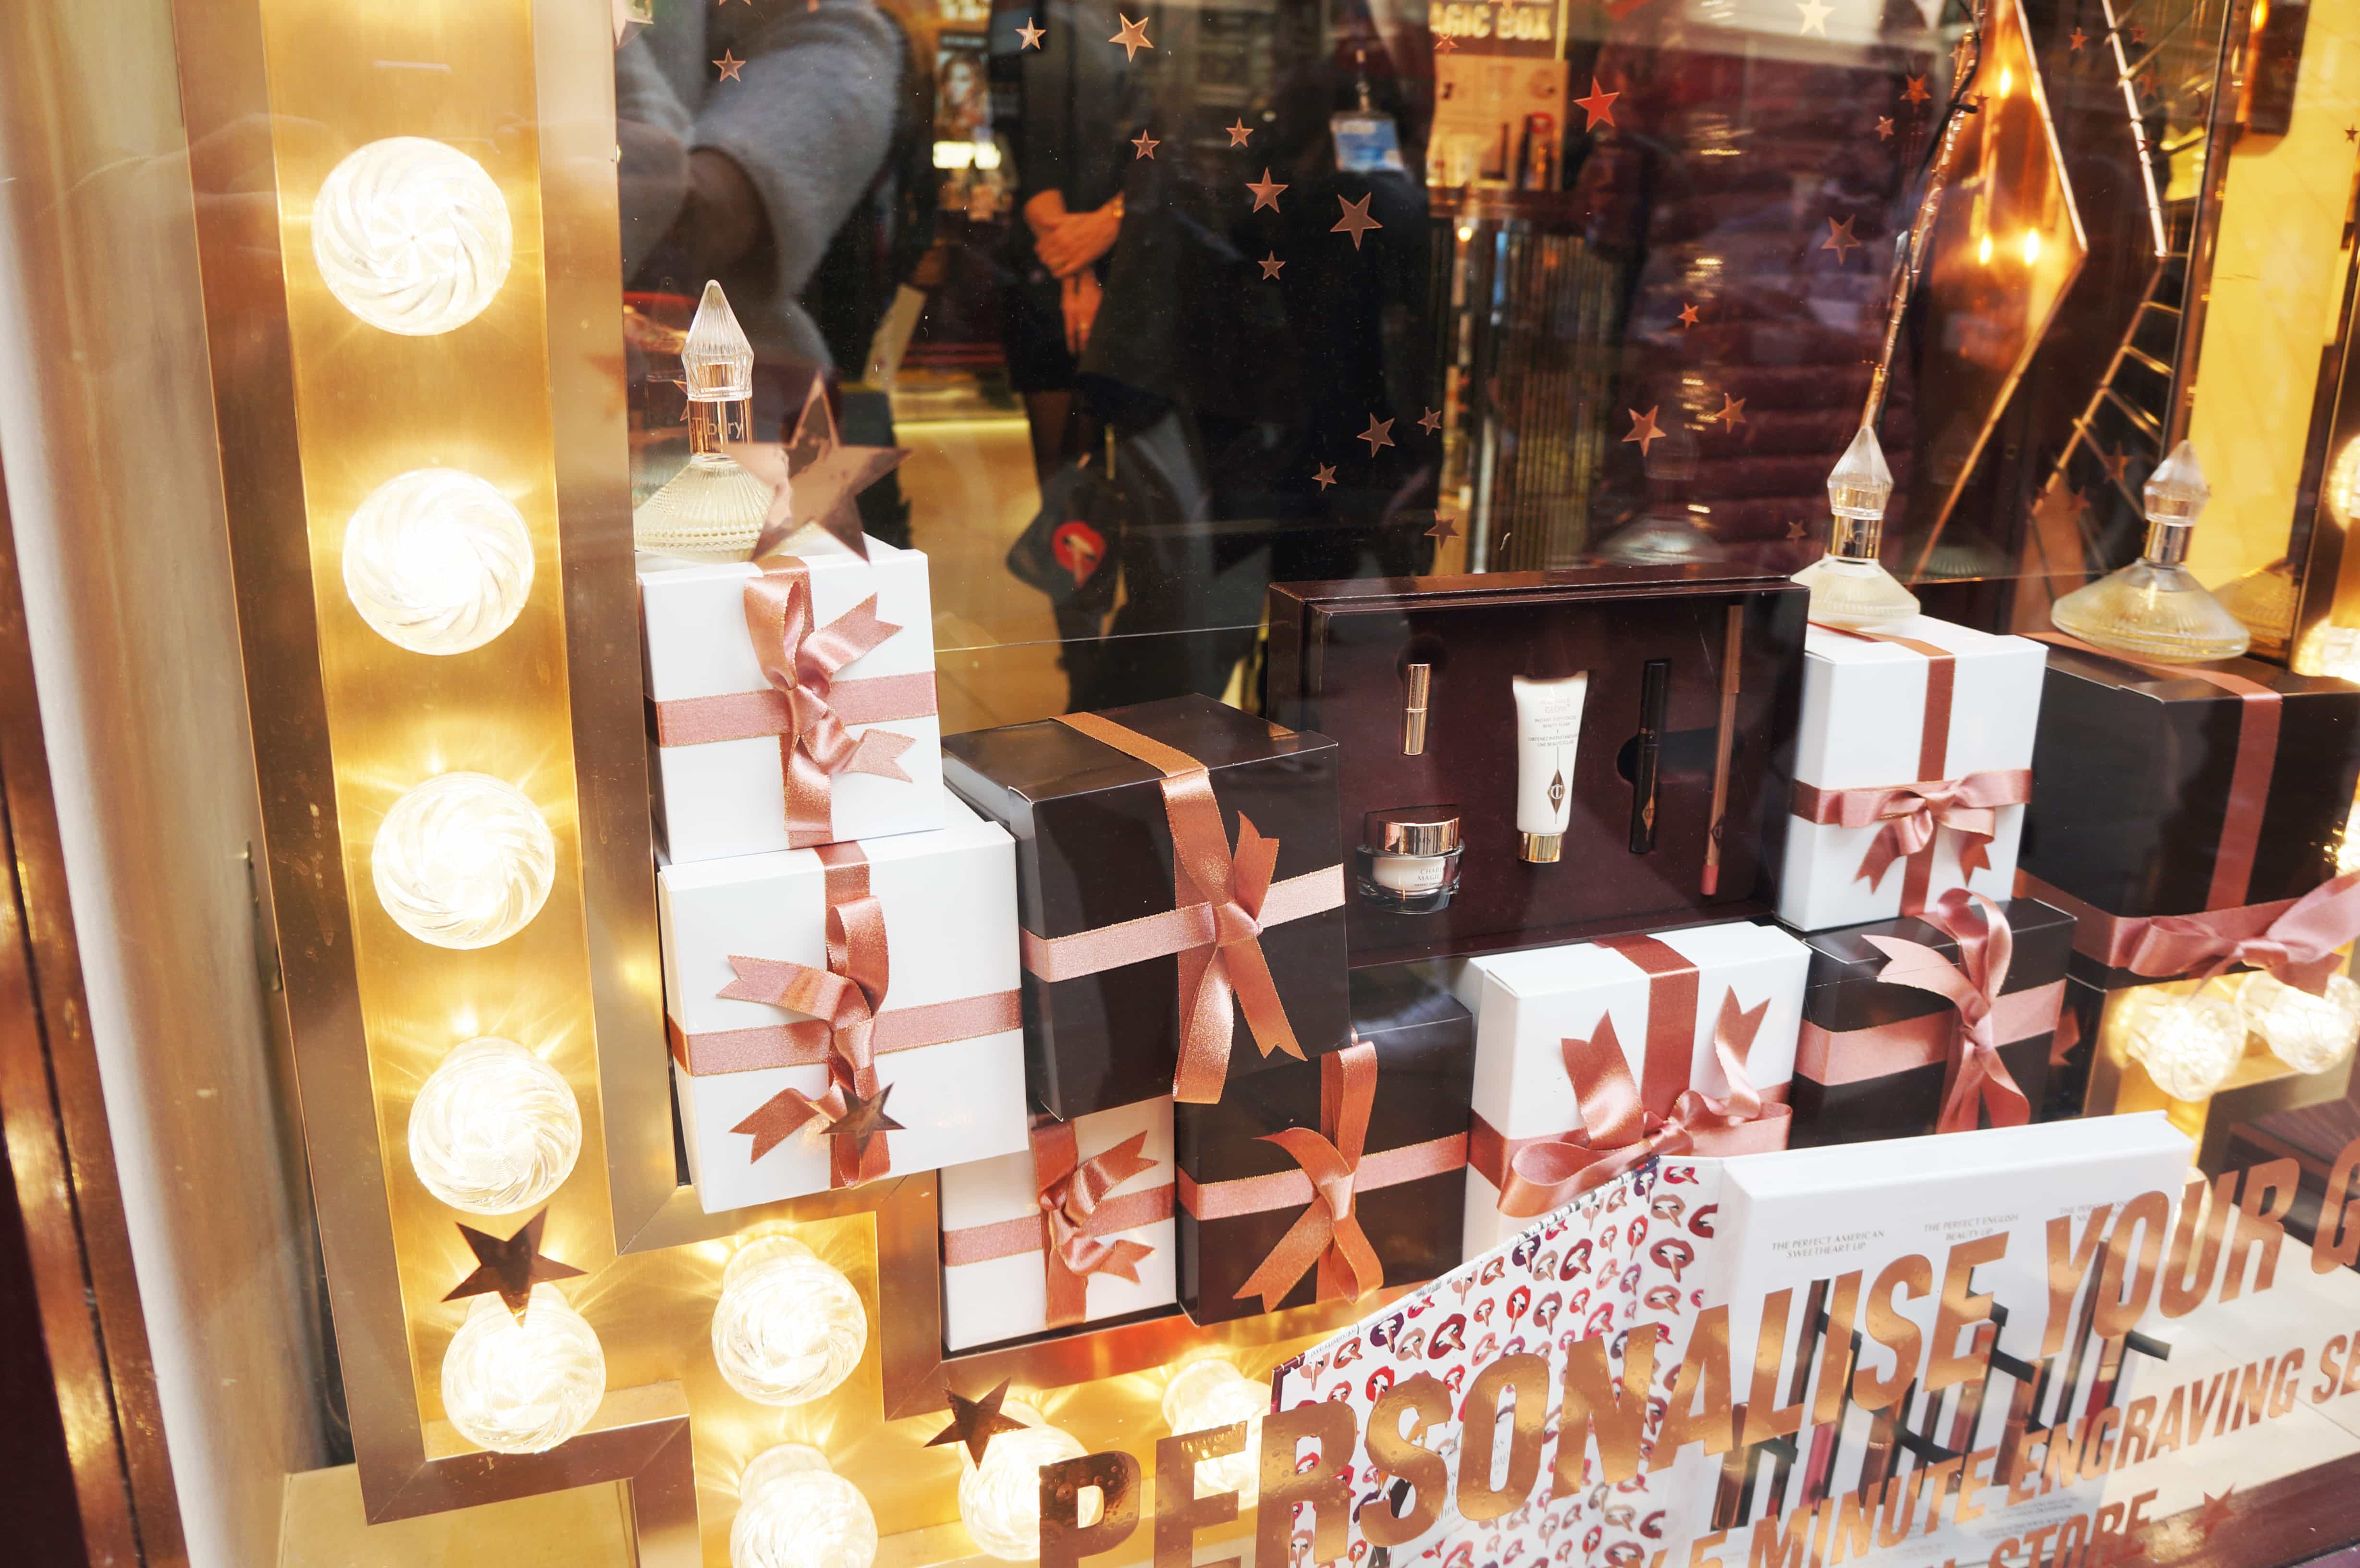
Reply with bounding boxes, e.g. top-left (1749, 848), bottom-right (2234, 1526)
top-left (661, 791), bottom-right (1026, 1213)
top-left (1449, 919), bottom-right (1808, 1257)
top-left (640, 531), bottom-right (943, 864)
top-left (938, 1097), bottom-right (1177, 1351)
top-left (1778, 615), bottom-right (2046, 931)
